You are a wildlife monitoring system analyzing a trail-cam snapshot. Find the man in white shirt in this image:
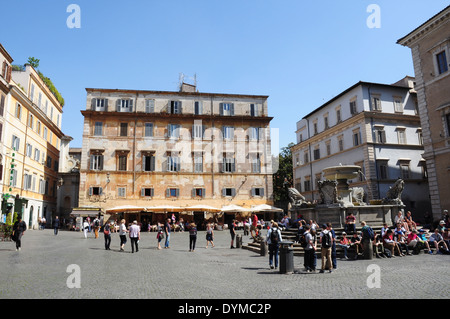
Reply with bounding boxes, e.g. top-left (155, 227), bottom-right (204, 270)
top-left (129, 220), bottom-right (140, 253)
